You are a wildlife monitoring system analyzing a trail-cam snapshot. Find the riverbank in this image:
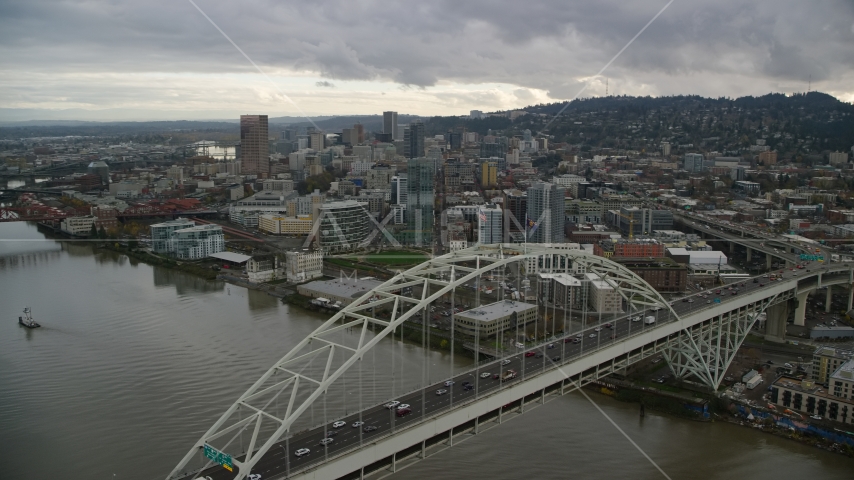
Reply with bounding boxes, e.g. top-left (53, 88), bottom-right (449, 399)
top-left (98, 242), bottom-right (220, 280)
